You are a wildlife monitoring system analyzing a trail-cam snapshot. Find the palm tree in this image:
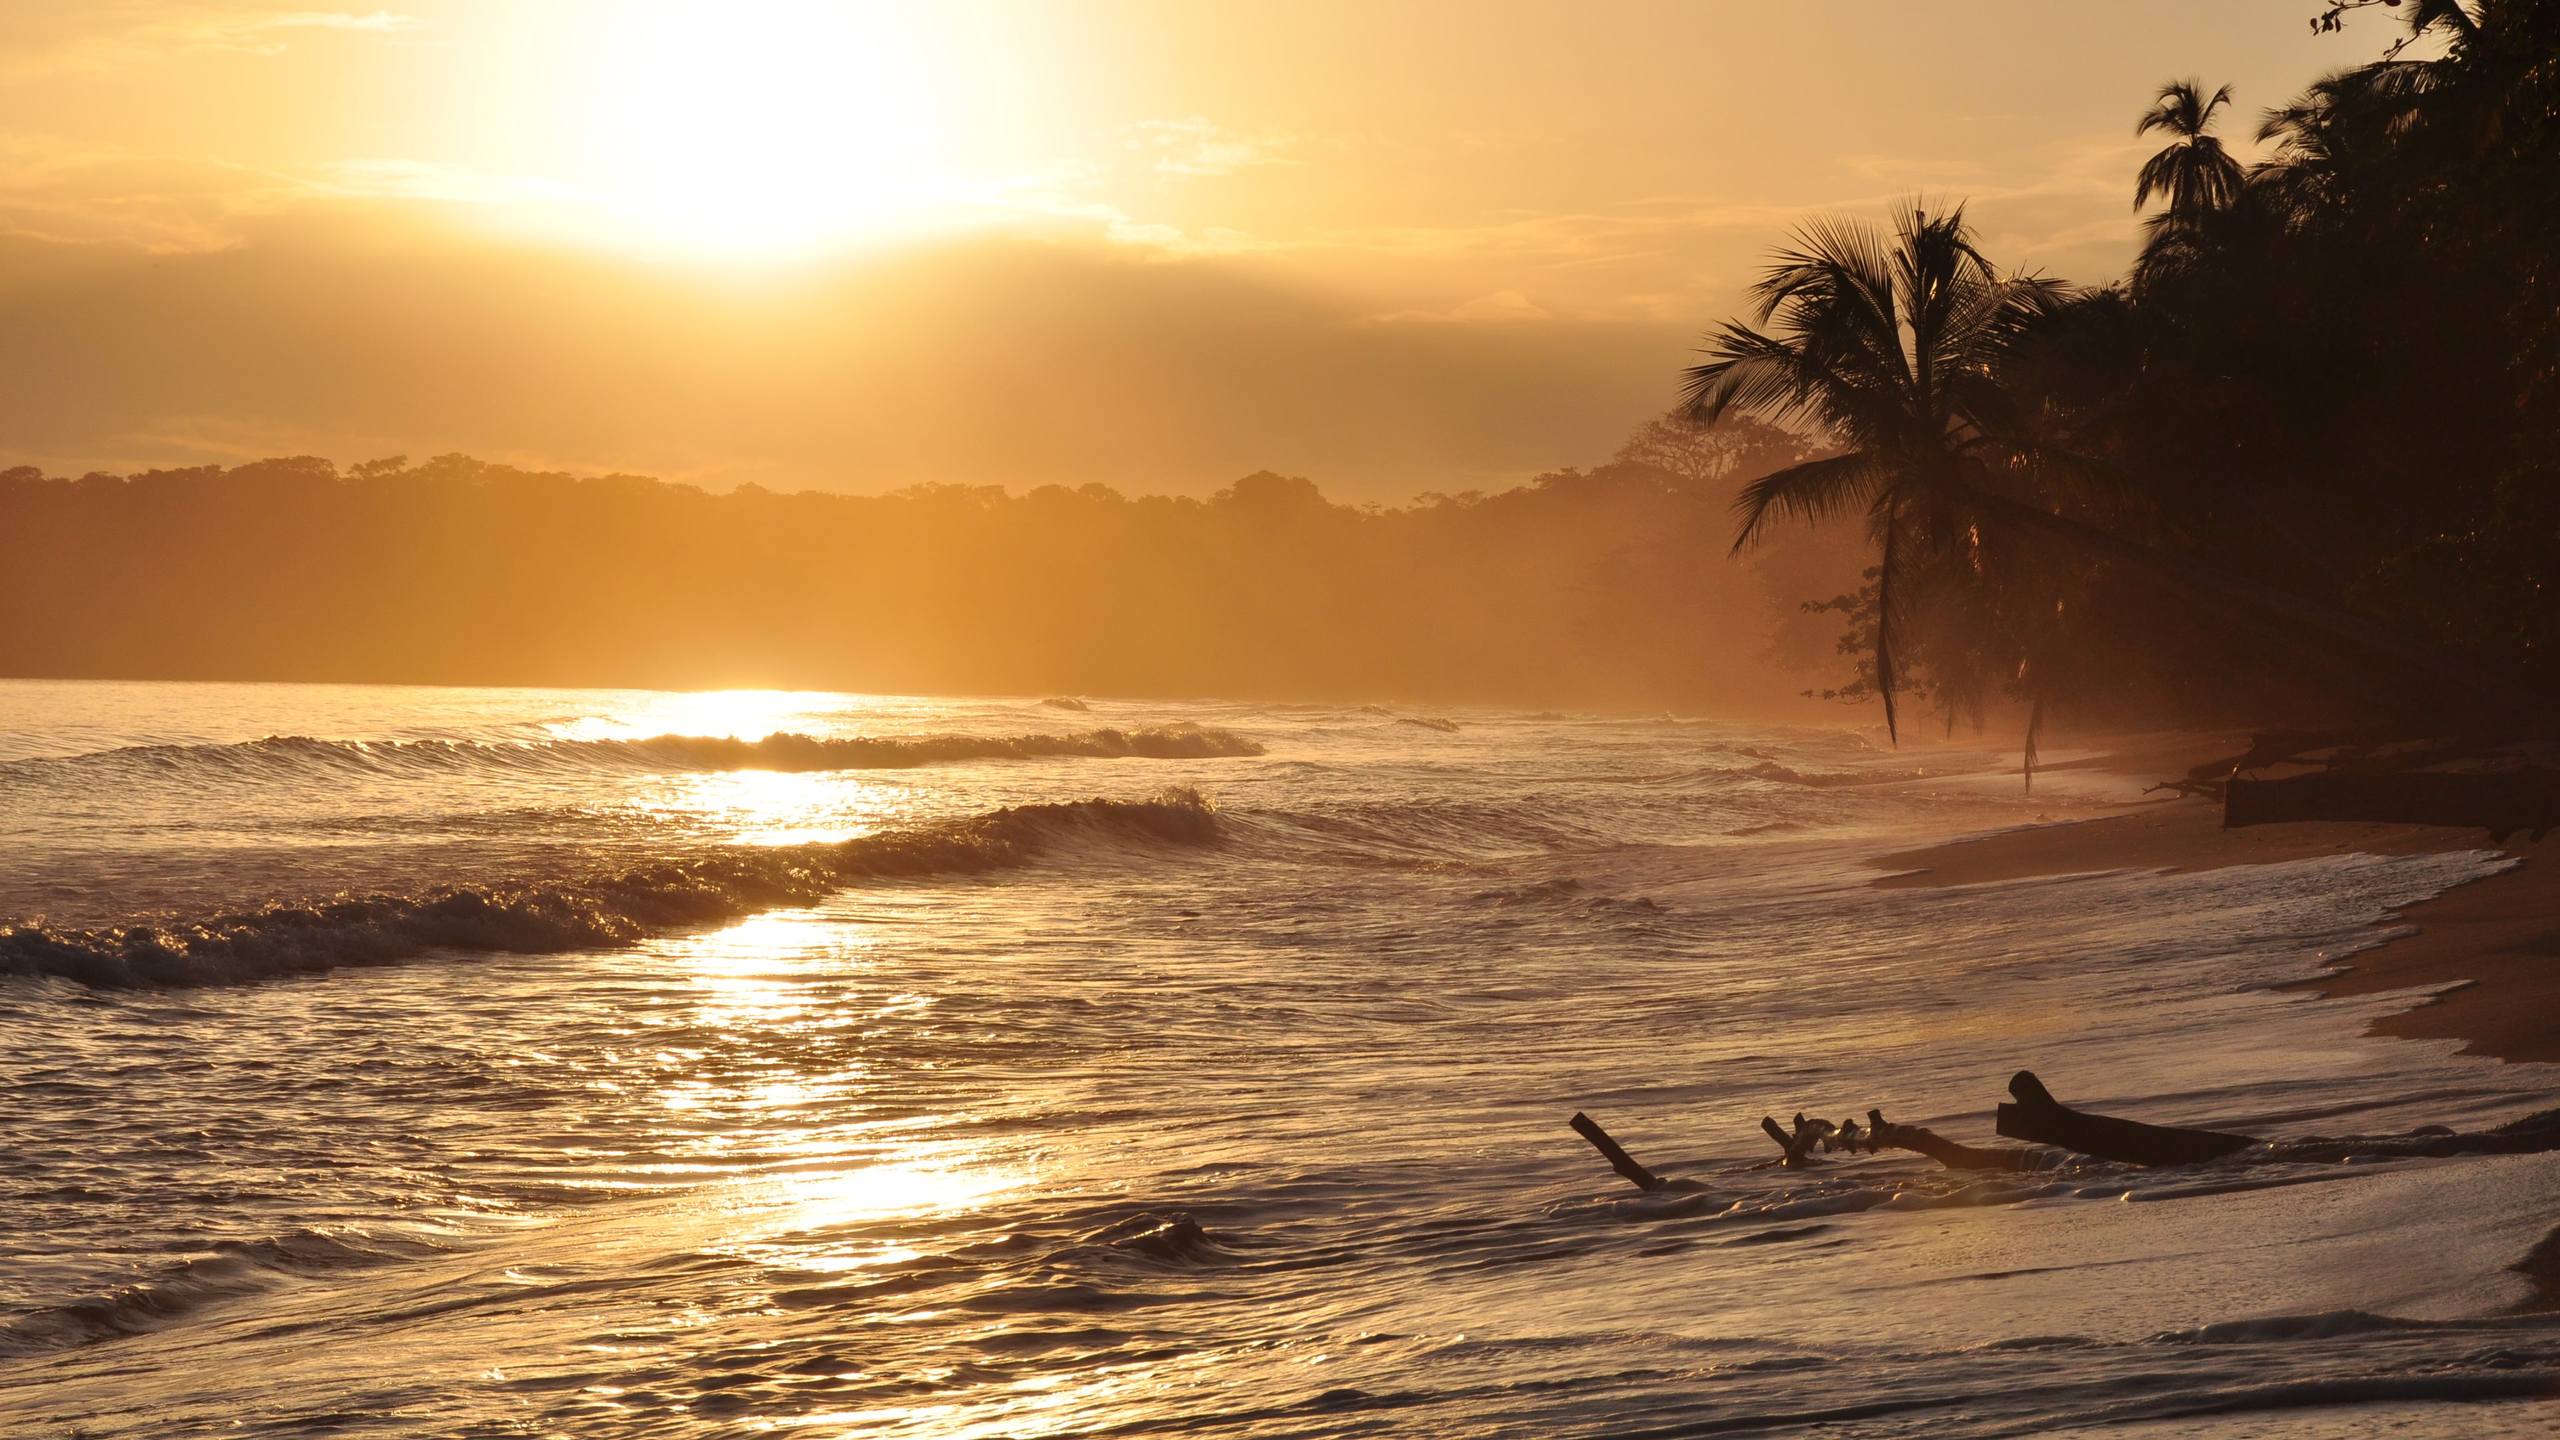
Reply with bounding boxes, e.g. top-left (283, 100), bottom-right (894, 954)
top-left (1687, 203), bottom-right (2525, 753)
top-left (1680, 202), bottom-right (2069, 740)
top-left (2134, 80), bottom-right (2244, 218)
top-left (2257, 0), bottom-right (2518, 228)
